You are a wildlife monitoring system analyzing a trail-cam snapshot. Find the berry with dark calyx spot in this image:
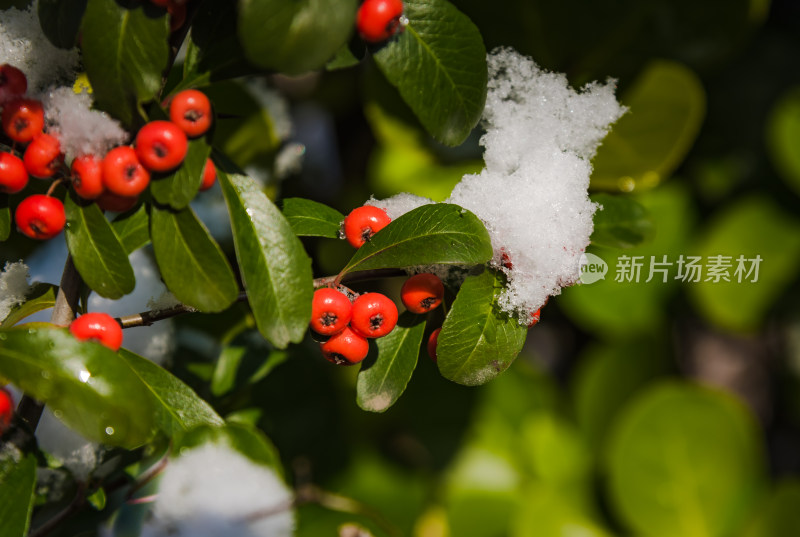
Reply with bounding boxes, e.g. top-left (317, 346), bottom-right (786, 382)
top-left (2, 98), bottom-right (44, 143)
top-left (102, 146), bottom-right (150, 197)
top-left (23, 133), bottom-right (62, 179)
top-left (0, 151), bottom-right (28, 194)
top-left (320, 326), bottom-right (369, 365)
top-left (14, 194), bottom-right (65, 240)
top-left (401, 273), bottom-right (444, 314)
top-left (350, 292), bottom-right (398, 338)
top-left (343, 205), bottom-right (391, 248)
top-left (96, 191), bottom-right (139, 213)
top-left (427, 328), bottom-right (441, 361)
top-left (199, 158), bottom-right (216, 191)
top-left (71, 154), bottom-right (104, 199)
top-left (170, 89), bottom-right (213, 138)
top-left (0, 386), bottom-right (13, 433)
top-left (0, 64), bottom-right (27, 103)
top-left (135, 120), bottom-right (188, 172)
top-left (69, 312), bottom-right (123, 351)
top-left (356, 0), bottom-right (405, 43)
top-left (310, 287), bottom-right (352, 336)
